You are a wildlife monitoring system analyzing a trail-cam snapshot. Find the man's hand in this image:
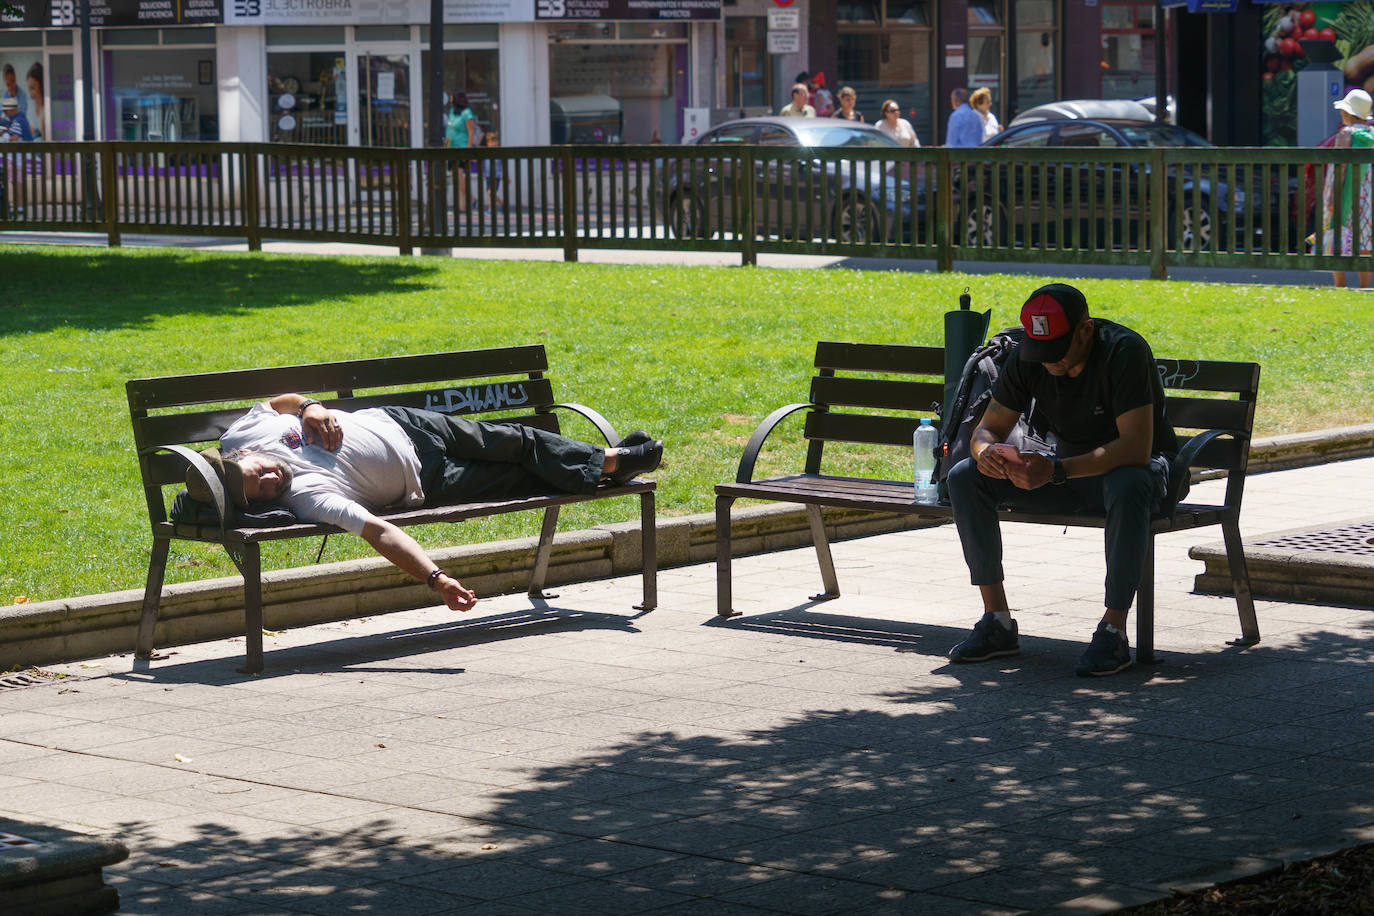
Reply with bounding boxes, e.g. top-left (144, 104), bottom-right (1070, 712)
top-left (1004, 452), bottom-right (1054, 490)
top-left (434, 574), bottom-right (478, 612)
top-left (301, 403), bottom-right (343, 450)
